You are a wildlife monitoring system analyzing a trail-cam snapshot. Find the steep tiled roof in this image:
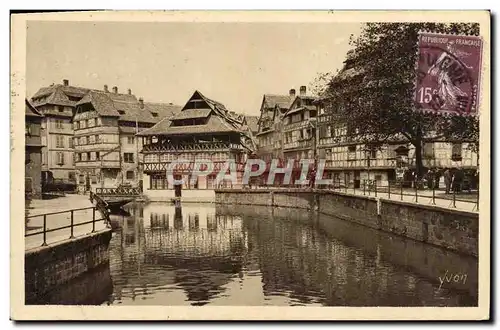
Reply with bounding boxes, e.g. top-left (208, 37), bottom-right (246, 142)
top-left (31, 84), bottom-right (90, 107)
top-left (263, 94), bottom-right (293, 109)
top-left (138, 114), bottom-right (239, 136)
top-left (108, 93), bottom-right (157, 124)
top-left (171, 109), bottom-right (212, 120)
top-left (244, 115), bottom-right (259, 133)
top-left (138, 91), bottom-right (244, 137)
top-left (76, 91), bottom-right (120, 117)
top-left (76, 91), bottom-right (160, 124)
top-left (25, 99), bottom-right (43, 117)
top-left (143, 102), bottom-right (182, 122)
